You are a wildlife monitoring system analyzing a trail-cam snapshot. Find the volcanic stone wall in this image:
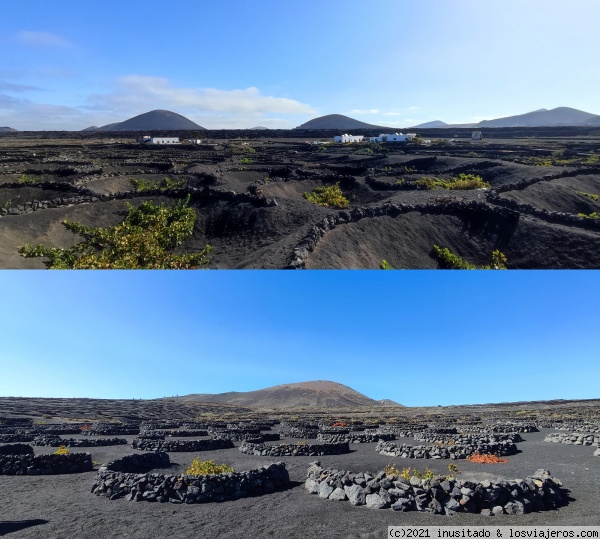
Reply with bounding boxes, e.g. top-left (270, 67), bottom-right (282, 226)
top-left (286, 427), bottom-right (318, 439)
top-left (239, 441), bottom-right (350, 457)
top-left (164, 430), bottom-right (209, 437)
top-left (0, 443), bottom-right (34, 455)
top-left (413, 433), bottom-right (523, 445)
top-left (544, 432), bottom-right (600, 446)
top-left (0, 452), bottom-right (93, 475)
top-left (32, 435), bottom-right (127, 447)
top-left (375, 440), bottom-right (518, 459)
top-left (92, 462), bottom-right (289, 503)
top-left (0, 434), bottom-right (34, 443)
top-left (81, 424), bottom-right (140, 436)
top-left (305, 462), bottom-right (567, 515)
top-left (214, 431), bottom-right (281, 443)
top-left (131, 437), bottom-right (234, 452)
top-left (317, 432), bottom-right (395, 444)
top-left (104, 452), bottom-right (171, 472)
top-left (0, 183), bottom-right (276, 218)
top-left (288, 200), bottom-right (520, 268)
top-left (551, 423), bottom-right (600, 434)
